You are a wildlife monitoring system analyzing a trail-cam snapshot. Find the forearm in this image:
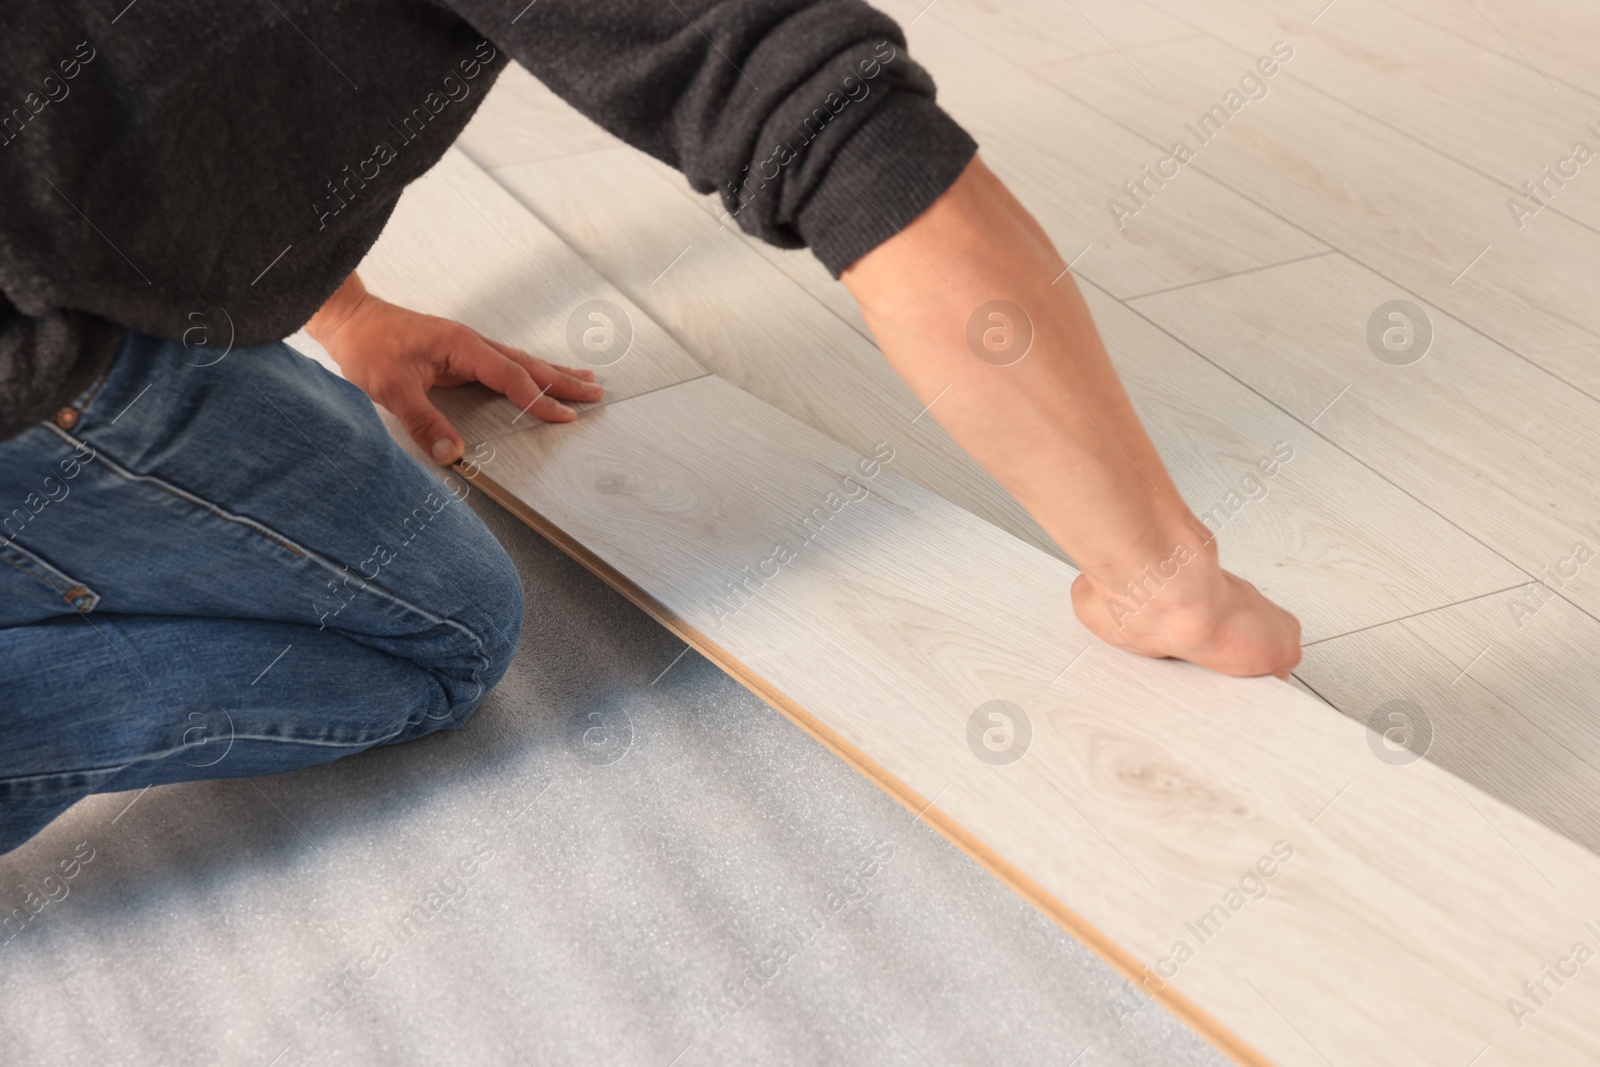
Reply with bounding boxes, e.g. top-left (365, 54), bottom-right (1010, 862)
top-left (842, 158), bottom-right (1204, 596)
top-left (844, 157), bottom-right (1299, 677)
